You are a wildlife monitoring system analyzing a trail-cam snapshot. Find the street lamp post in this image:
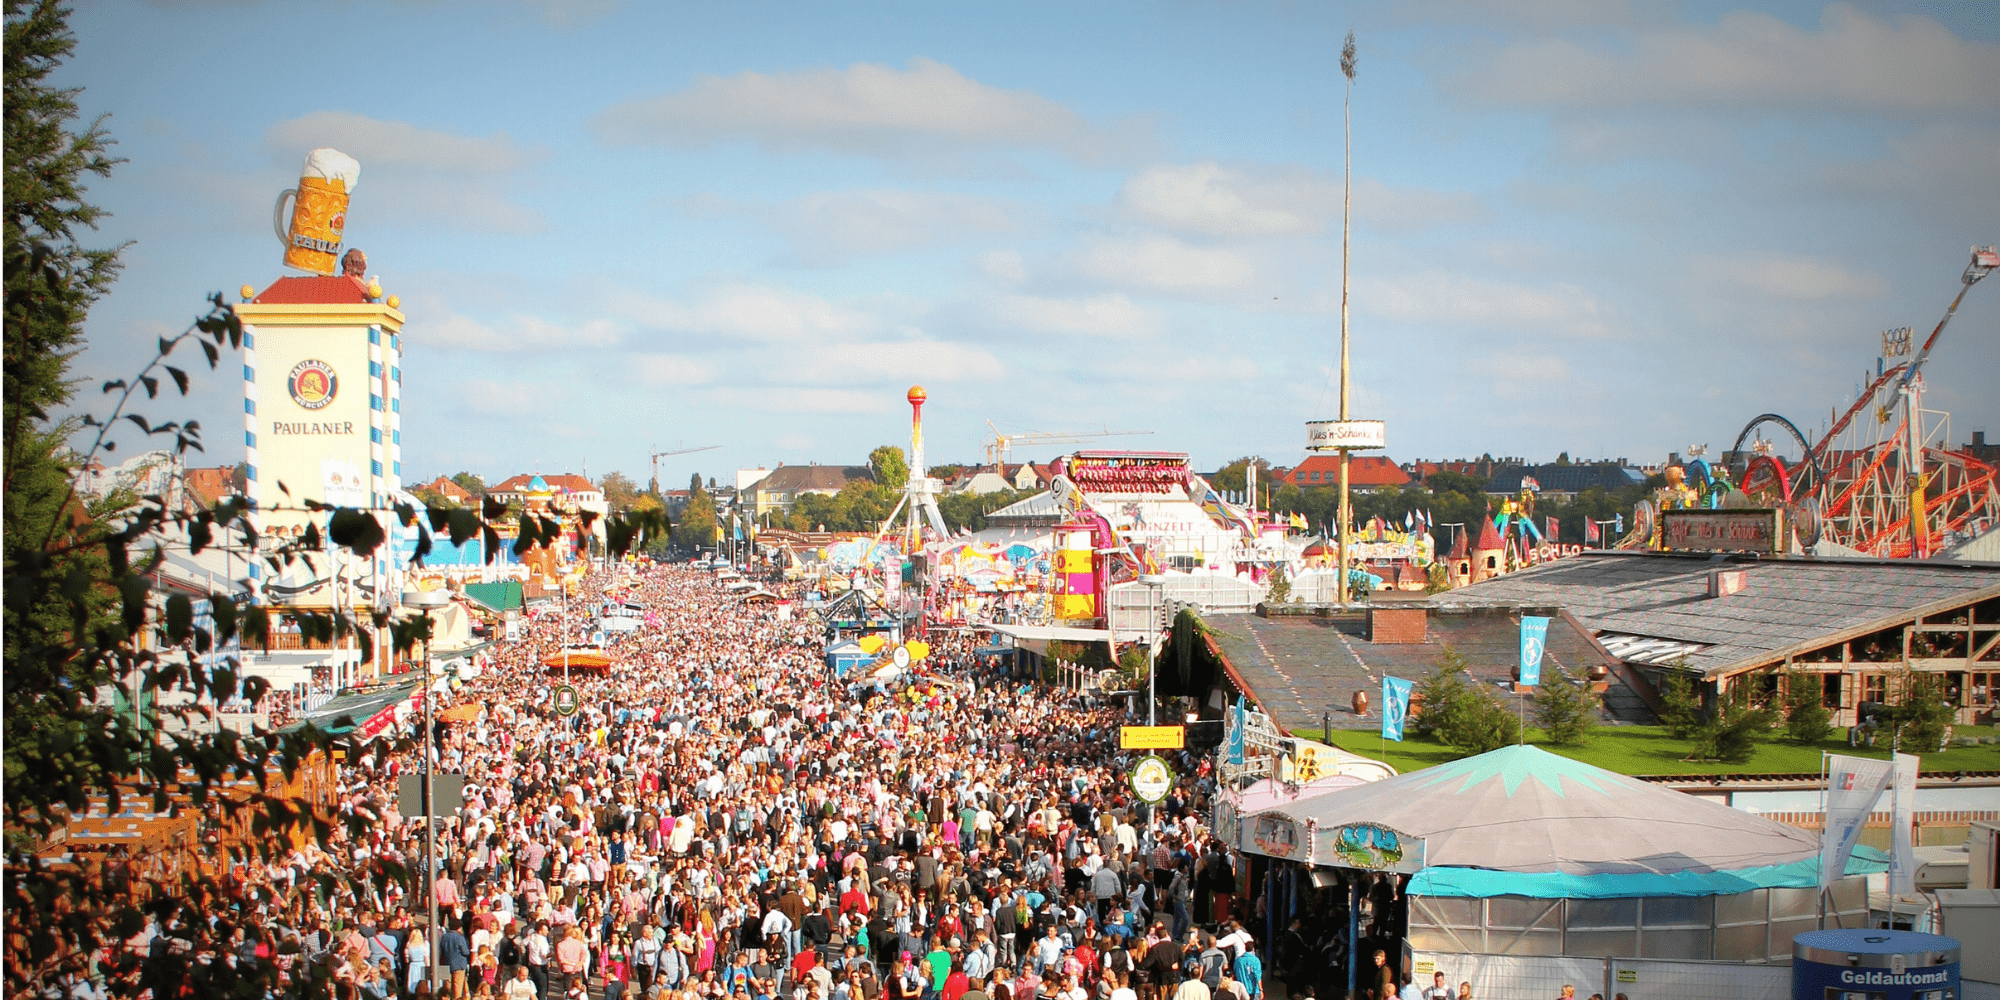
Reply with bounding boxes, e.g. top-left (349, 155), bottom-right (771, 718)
top-left (402, 587), bottom-right (450, 986)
